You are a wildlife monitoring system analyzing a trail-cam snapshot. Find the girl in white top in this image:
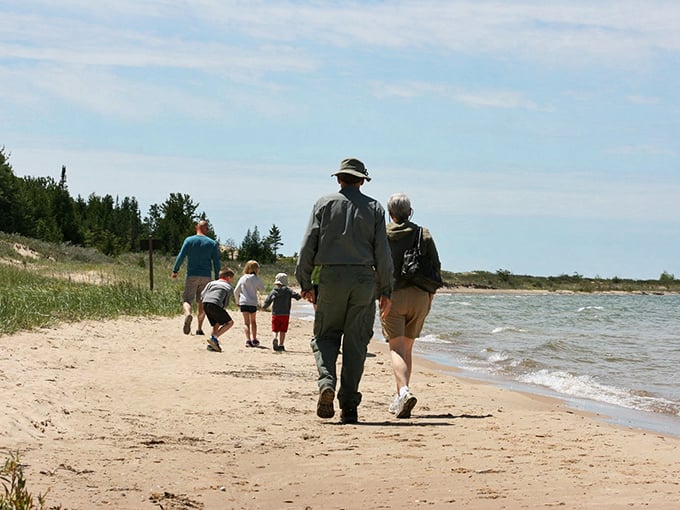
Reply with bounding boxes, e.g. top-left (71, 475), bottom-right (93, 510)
top-left (234, 260), bottom-right (266, 347)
